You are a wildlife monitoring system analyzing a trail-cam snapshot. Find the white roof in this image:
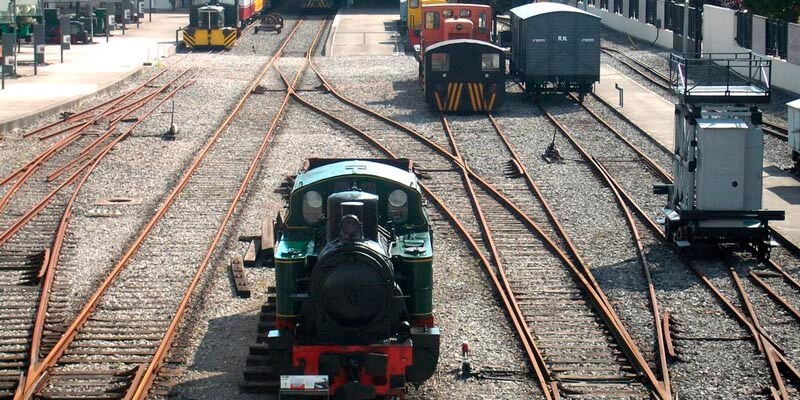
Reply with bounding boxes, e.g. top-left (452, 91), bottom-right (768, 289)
top-left (510, 2), bottom-right (598, 19)
top-left (787, 99), bottom-right (800, 110)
